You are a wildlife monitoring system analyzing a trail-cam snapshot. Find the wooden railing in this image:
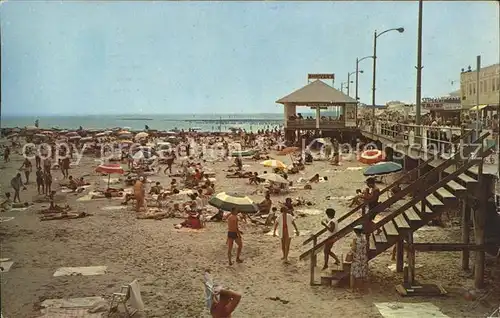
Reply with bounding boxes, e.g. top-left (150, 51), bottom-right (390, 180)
top-left (300, 131), bottom-right (491, 263)
top-left (302, 128), bottom-right (475, 247)
top-left (286, 119), bottom-right (346, 129)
